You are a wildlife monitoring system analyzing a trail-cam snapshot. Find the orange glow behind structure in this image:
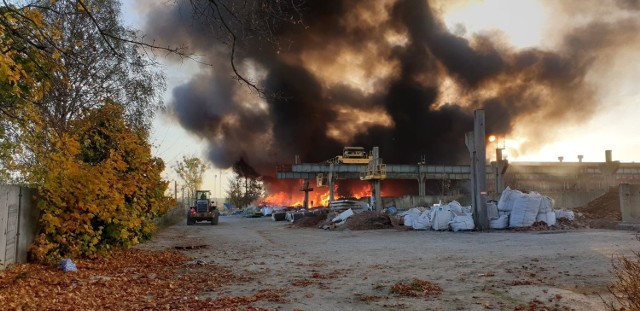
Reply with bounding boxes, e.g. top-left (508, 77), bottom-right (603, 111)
top-left (261, 180), bottom-right (381, 208)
